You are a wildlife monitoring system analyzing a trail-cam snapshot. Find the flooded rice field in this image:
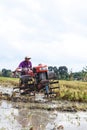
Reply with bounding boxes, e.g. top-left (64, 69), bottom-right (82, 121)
top-left (0, 85), bottom-right (87, 130)
top-left (0, 100), bottom-right (87, 130)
